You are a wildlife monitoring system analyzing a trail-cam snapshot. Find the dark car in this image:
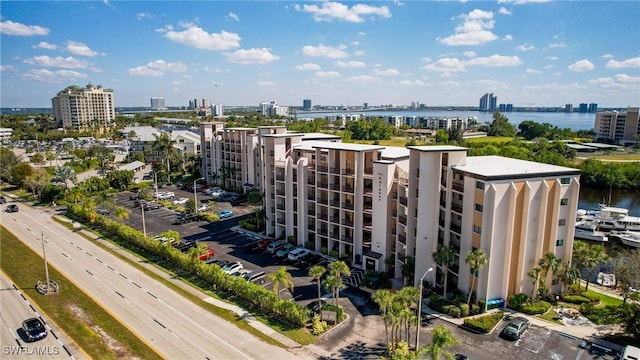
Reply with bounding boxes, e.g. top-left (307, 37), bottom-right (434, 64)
top-left (97, 208), bottom-right (110, 215)
top-left (0, 196), bottom-right (6, 204)
top-left (501, 317), bottom-right (530, 340)
top-left (173, 213), bottom-right (200, 224)
top-left (306, 299), bottom-right (327, 314)
top-left (21, 318), bottom-right (47, 342)
top-left (143, 202), bottom-right (161, 211)
top-left (7, 204), bottom-right (19, 213)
